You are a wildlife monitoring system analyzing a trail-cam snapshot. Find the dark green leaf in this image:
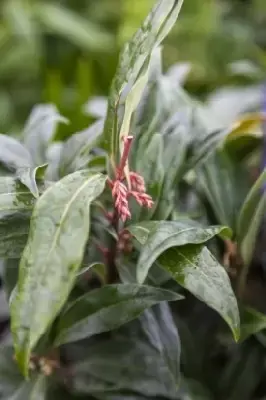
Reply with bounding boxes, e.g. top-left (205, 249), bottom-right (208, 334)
top-left (103, 0), bottom-right (184, 162)
top-left (128, 220), bottom-right (231, 283)
top-left (240, 307), bottom-right (266, 342)
top-left (159, 245), bottom-right (240, 340)
top-left (10, 170), bottom-right (106, 377)
top-left (23, 104), bottom-right (68, 166)
top-left (55, 284), bottom-right (182, 345)
top-left (70, 303), bottom-right (180, 399)
top-left (7, 374), bottom-right (47, 399)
